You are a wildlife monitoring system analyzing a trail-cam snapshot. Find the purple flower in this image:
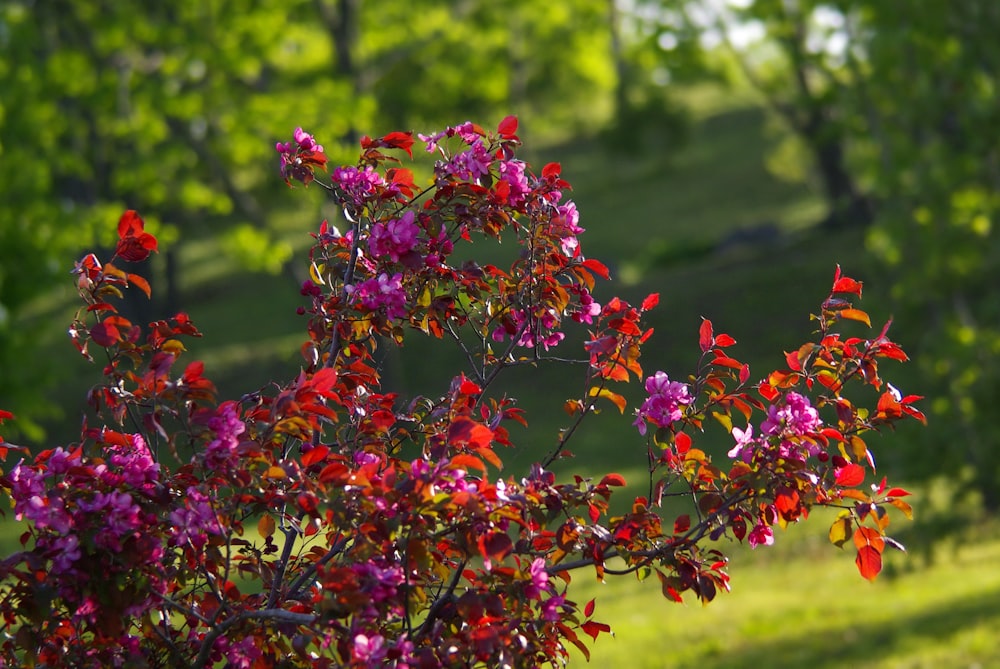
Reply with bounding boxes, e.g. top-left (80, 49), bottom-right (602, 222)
top-left (748, 521), bottom-right (774, 549)
top-left (51, 534), bottom-right (82, 574)
top-left (353, 633), bottom-right (387, 663)
top-left (761, 392), bottom-right (821, 437)
top-left (369, 211), bottom-right (420, 262)
top-left (634, 372), bottom-right (693, 435)
top-left (169, 487), bottom-right (221, 550)
top-left (727, 425), bottom-right (756, 461)
top-left (444, 139), bottom-right (493, 181)
top-left (345, 273), bottom-right (407, 320)
top-left (276, 127), bottom-right (326, 184)
top-left (498, 159), bottom-right (530, 206)
top-left (109, 433), bottom-right (160, 492)
top-left (204, 401), bottom-right (246, 473)
top-left (332, 165), bottom-right (385, 206)
top-left (524, 558), bottom-right (550, 600)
